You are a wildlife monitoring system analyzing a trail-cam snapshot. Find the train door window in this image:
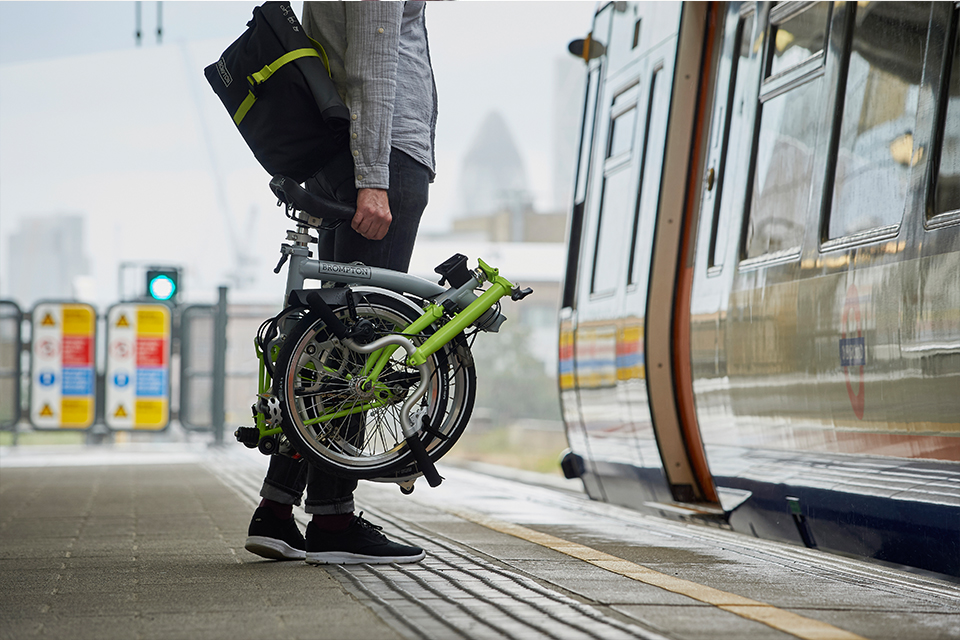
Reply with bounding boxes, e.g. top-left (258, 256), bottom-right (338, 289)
top-left (931, 3), bottom-right (960, 218)
top-left (563, 65), bottom-right (603, 311)
top-left (591, 83), bottom-right (639, 296)
top-left (575, 69), bottom-right (603, 206)
top-left (826, 2), bottom-right (931, 240)
top-left (607, 87), bottom-right (638, 160)
top-left (628, 66), bottom-right (667, 286)
top-left (743, 2), bottom-right (831, 260)
top-left (709, 8), bottom-right (758, 269)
